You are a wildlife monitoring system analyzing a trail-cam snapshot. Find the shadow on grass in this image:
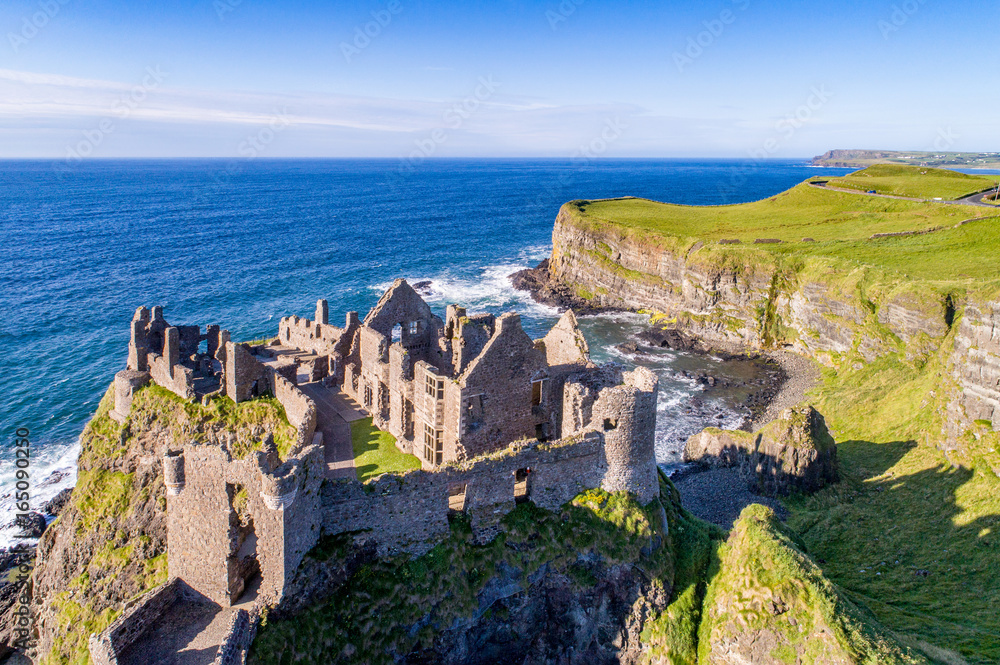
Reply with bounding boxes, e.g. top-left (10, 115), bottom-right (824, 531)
top-left (787, 439), bottom-right (1000, 663)
top-left (349, 417), bottom-right (420, 483)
